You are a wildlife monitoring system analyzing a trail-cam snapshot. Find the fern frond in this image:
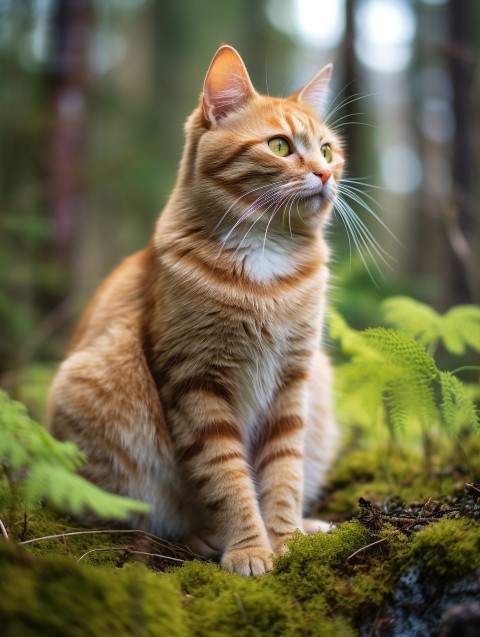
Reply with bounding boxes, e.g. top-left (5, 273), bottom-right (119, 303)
top-left (331, 322), bottom-right (443, 434)
top-left (441, 306), bottom-right (480, 355)
top-left (382, 297), bottom-right (480, 356)
top-left (0, 390), bottom-right (150, 519)
top-left (24, 462), bottom-right (150, 518)
top-left (334, 362), bottom-right (387, 428)
top-left (327, 311), bottom-right (372, 357)
top-left (0, 390), bottom-right (82, 471)
top-left (362, 328), bottom-right (439, 379)
top-left (381, 296), bottom-right (440, 347)
top-left (440, 372), bottom-right (480, 435)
